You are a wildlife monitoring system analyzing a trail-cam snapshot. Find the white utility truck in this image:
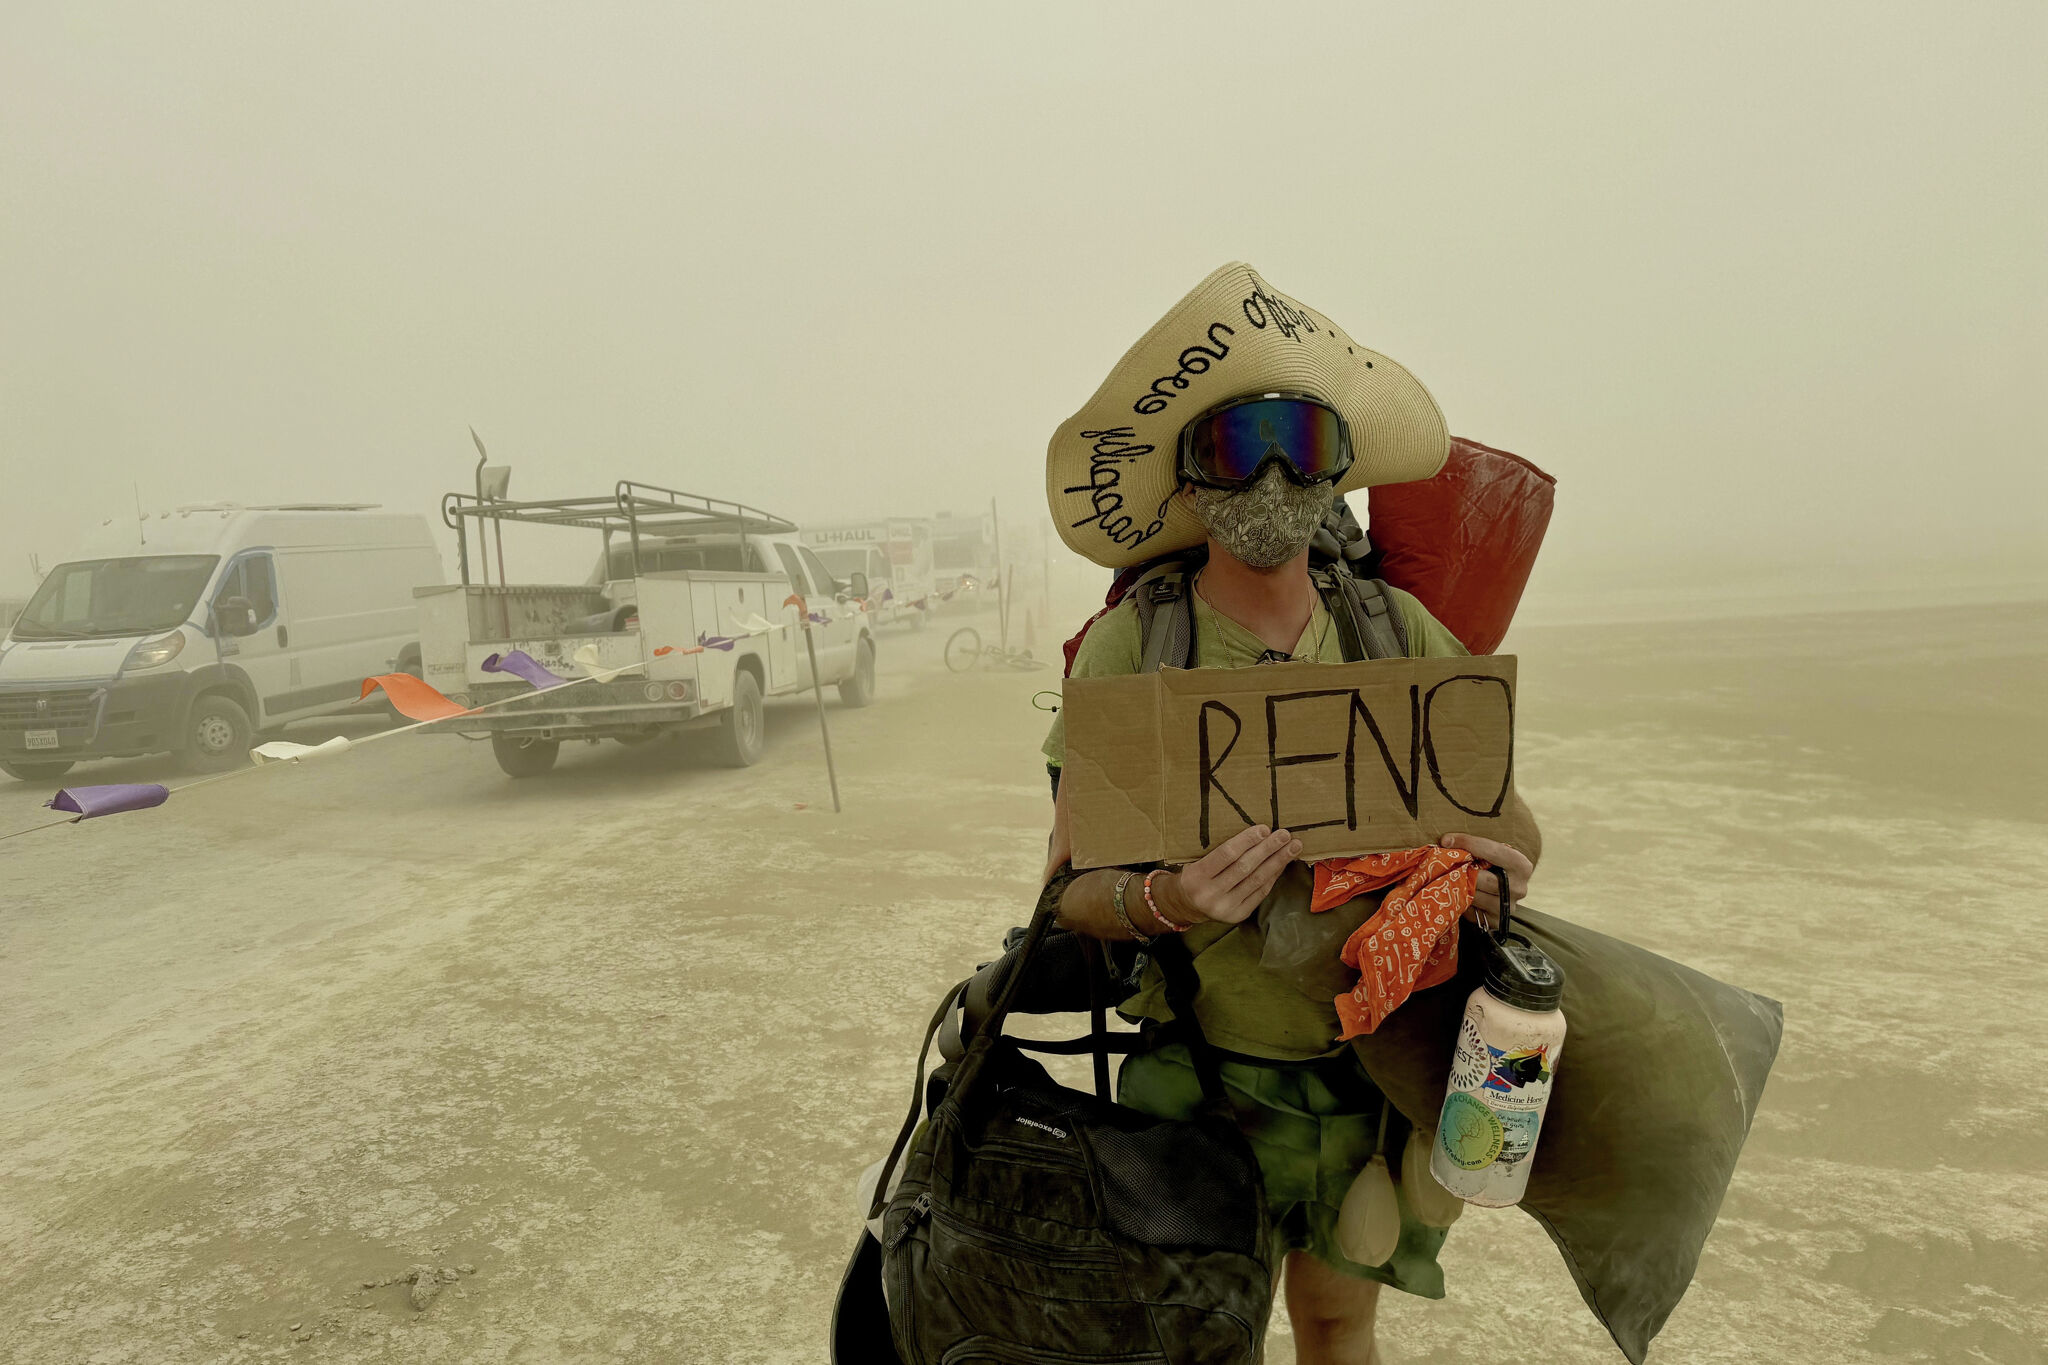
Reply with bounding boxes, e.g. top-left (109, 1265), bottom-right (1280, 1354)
top-left (0, 504), bottom-right (442, 781)
top-left (416, 481), bottom-right (876, 777)
top-left (801, 519), bottom-right (936, 629)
